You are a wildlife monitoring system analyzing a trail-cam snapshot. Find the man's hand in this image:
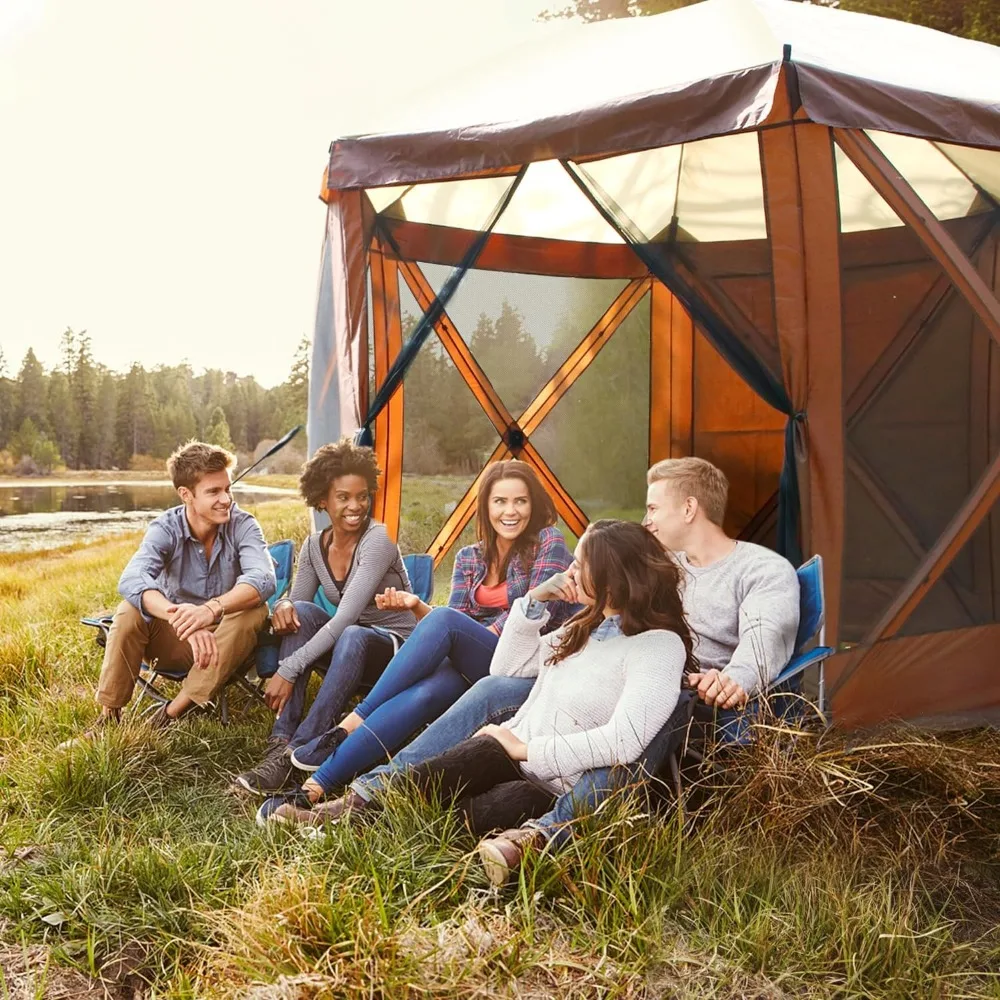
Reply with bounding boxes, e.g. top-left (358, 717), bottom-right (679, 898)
top-left (168, 602), bottom-right (215, 641)
top-left (375, 588), bottom-right (420, 612)
top-left (271, 601), bottom-right (300, 635)
top-left (187, 629), bottom-right (219, 672)
top-left (528, 567), bottom-right (579, 605)
top-left (473, 723), bottom-right (528, 761)
top-left (264, 675), bottom-right (294, 716)
top-left (686, 669), bottom-right (748, 710)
